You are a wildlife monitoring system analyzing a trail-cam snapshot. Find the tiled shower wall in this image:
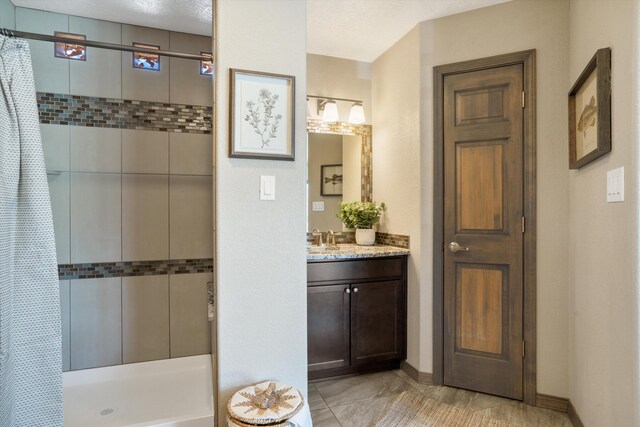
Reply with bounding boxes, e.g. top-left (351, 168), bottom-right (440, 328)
top-left (14, 7), bottom-right (213, 371)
